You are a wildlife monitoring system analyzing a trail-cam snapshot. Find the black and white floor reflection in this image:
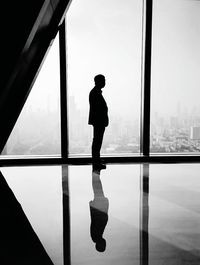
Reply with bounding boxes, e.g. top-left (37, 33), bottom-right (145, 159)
top-left (0, 166), bottom-right (63, 265)
top-left (69, 164), bottom-right (140, 265)
top-left (1, 163), bottom-right (200, 264)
